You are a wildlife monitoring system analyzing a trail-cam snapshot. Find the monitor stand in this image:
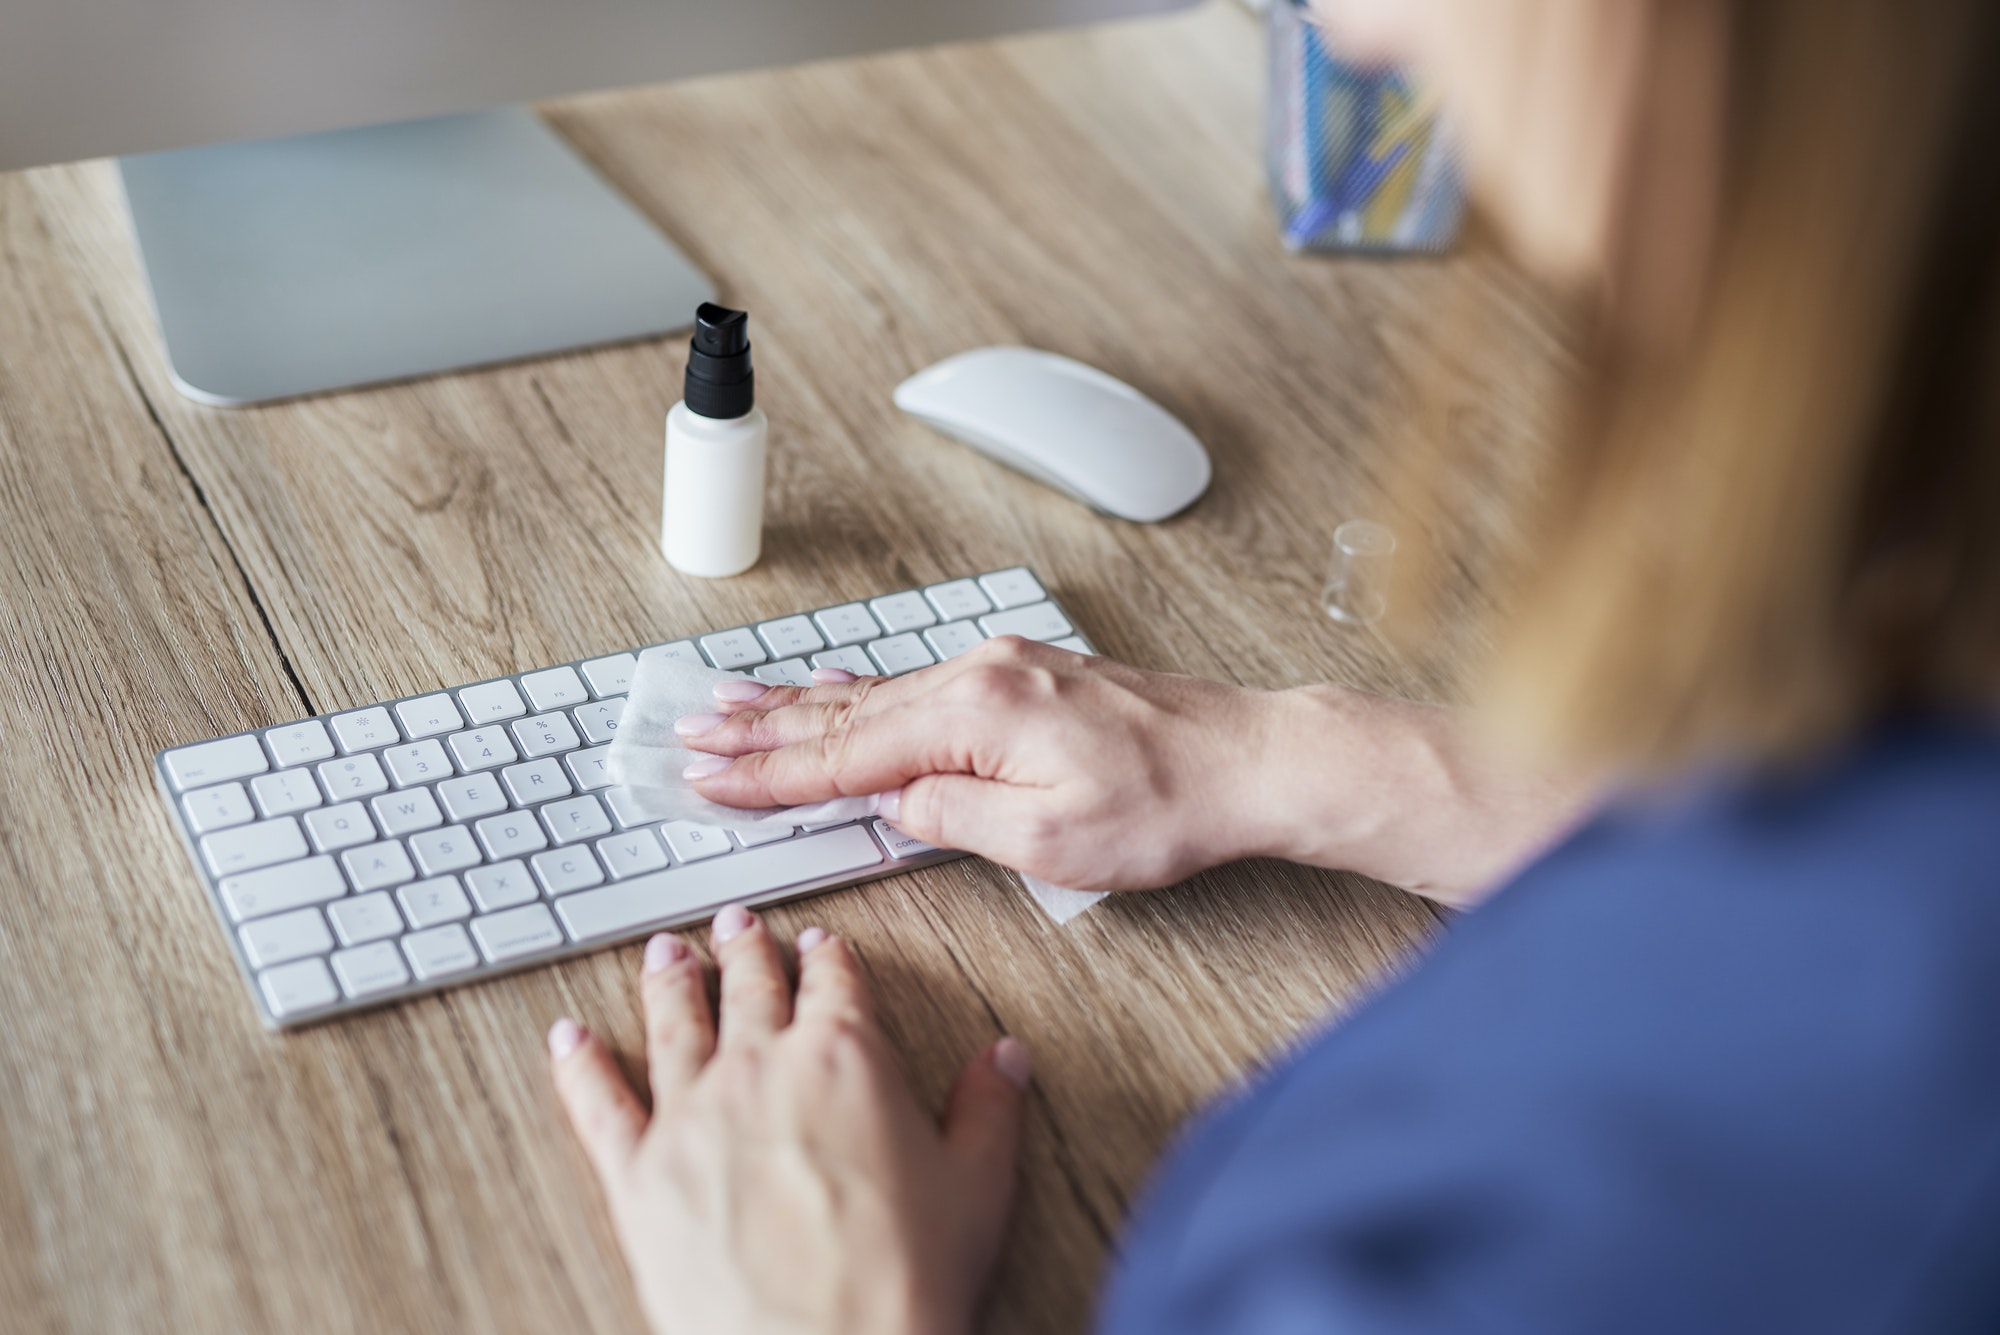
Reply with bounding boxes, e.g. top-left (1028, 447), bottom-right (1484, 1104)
top-left (118, 108), bottom-right (714, 405)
